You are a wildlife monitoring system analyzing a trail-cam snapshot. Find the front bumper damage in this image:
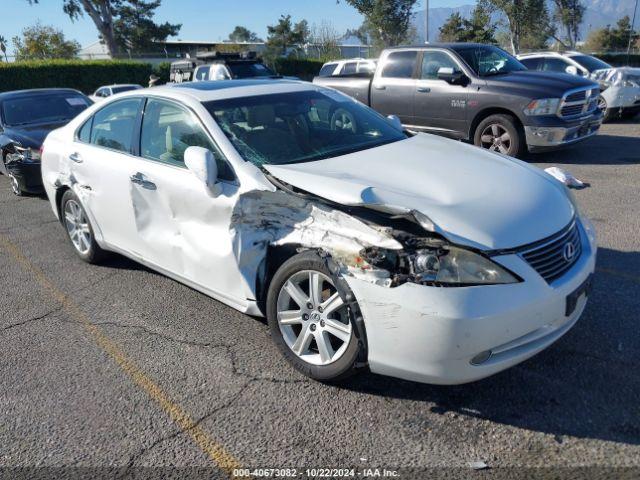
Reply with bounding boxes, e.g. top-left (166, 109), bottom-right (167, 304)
top-left (525, 112), bottom-right (603, 151)
top-left (345, 218), bottom-right (596, 385)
